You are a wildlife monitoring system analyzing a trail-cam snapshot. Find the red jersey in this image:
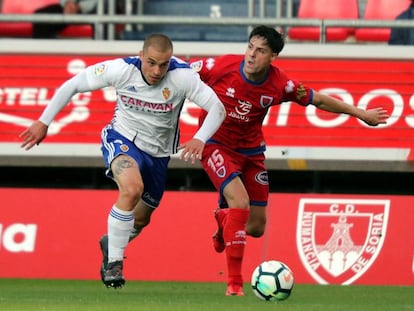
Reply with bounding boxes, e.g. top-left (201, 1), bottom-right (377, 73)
top-left (191, 55), bottom-right (313, 154)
